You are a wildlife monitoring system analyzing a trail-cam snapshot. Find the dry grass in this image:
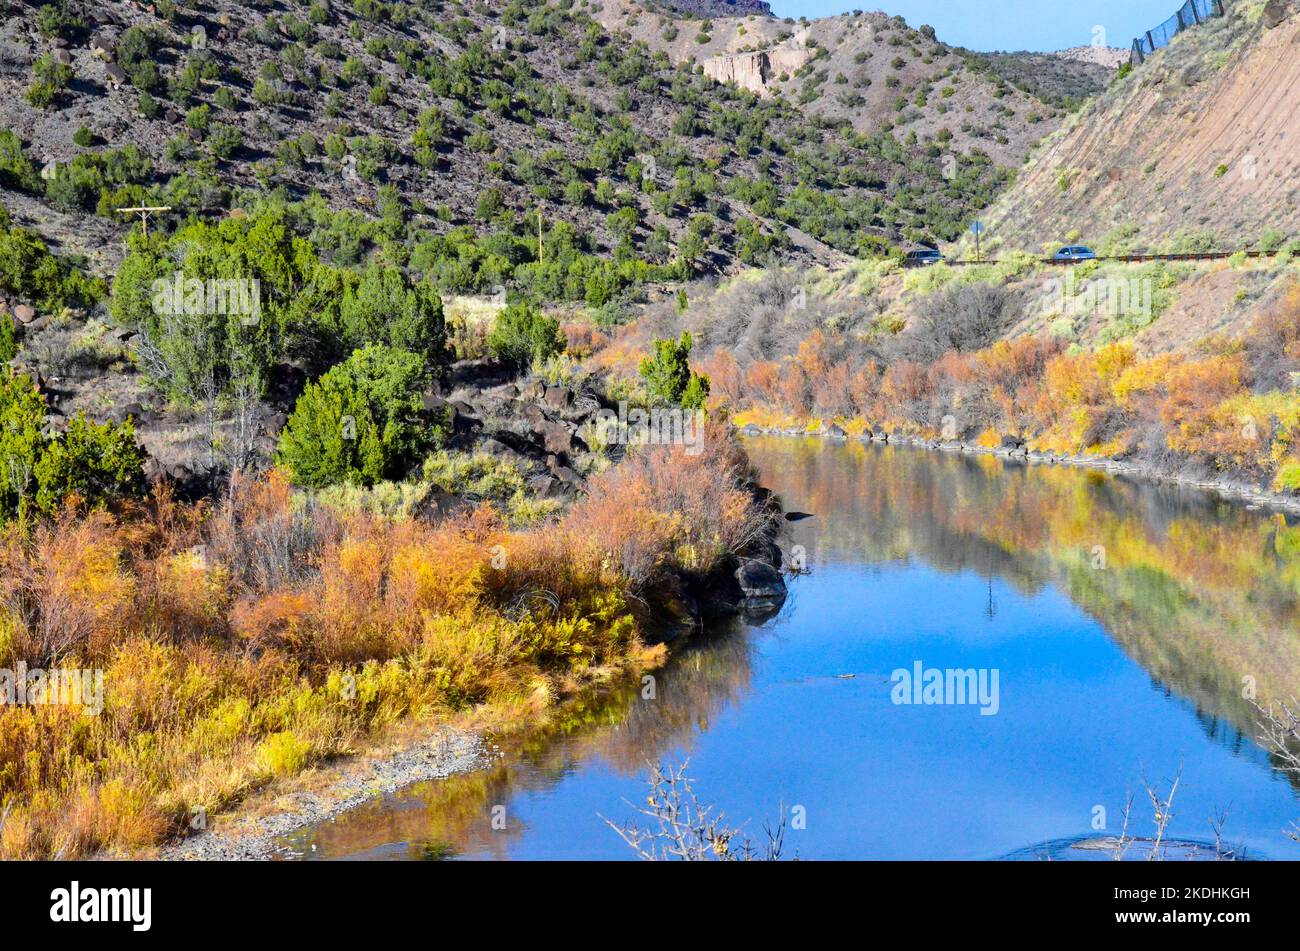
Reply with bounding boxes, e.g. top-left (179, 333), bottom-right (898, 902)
top-left (0, 429), bottom-right (765, 857)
